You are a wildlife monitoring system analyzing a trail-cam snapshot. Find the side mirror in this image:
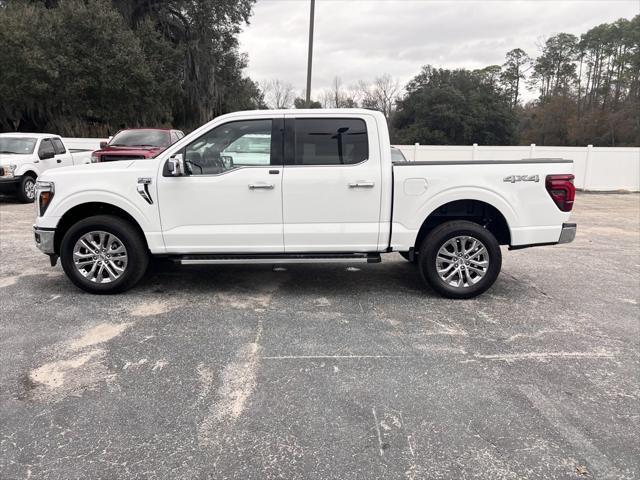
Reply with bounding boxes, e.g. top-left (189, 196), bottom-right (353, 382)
top-left (99, 141), bottom-right (108, 149)
top-left (167, 153), bottom-right (185, 176)
top-left (39, 150), bottom-right (55, 160)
